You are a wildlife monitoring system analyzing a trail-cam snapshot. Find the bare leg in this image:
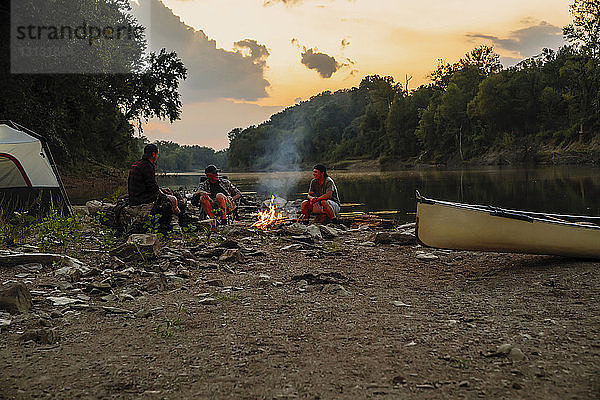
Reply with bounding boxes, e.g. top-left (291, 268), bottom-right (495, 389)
top-left (200, 196), bottom-right (215, 218)
top-left (321, 200), bottom-right (335, 220)
top-left (166, 194), bottom-right (180, 215)
top-left (300, 200), bottom-right (311, 221)
top-left (215, 193), bottom-right (228, 219)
